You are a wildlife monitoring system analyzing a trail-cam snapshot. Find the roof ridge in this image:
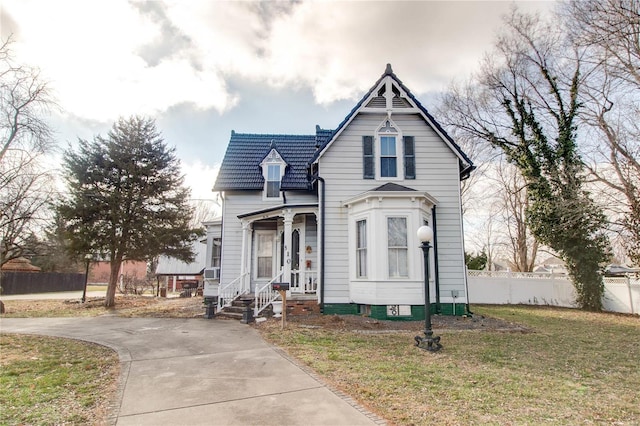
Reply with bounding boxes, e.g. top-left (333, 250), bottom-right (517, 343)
top-left (231, 130), bottom-right (315, 138)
